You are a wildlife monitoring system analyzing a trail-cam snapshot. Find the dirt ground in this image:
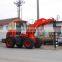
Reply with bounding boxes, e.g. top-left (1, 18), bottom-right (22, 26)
top-left (0, 43), bottom-right (62, 62)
